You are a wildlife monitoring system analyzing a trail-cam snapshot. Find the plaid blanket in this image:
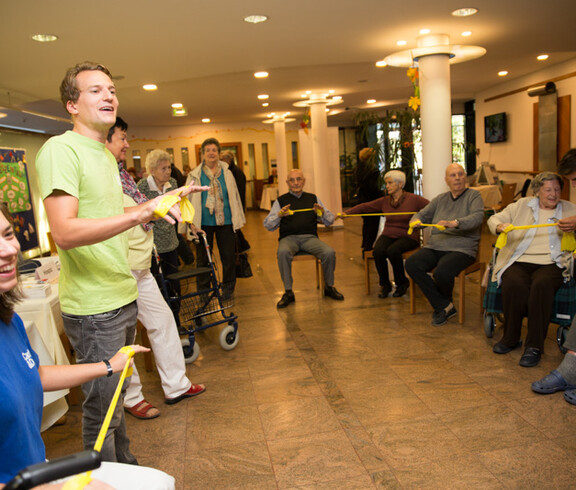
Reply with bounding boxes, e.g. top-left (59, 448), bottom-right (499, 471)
top-left (483, 277), bottom-right (576, 326)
